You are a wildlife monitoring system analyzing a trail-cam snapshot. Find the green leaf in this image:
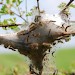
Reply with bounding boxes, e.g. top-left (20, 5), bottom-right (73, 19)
top-left (9, 18), bottom-right (14, 22)
top-left (58, 2), bottom-right (66, 9)
top-left (9, 26), bottom-right (20, 31)
top-left (16, 0), bottom-right (22, 6)
top-left (7, 18), bottom-right (16, 24)
top-left (6, 0), bottom-right (10, 4)
top-left (12, 0), bottom-right (16, 3)
top-left (0, 5), bottom-right (8, 14)
top-left (1, 18), bottom-right (16, 25)
top-left (70, 4), bottom-right (75, 8)
top-left (1, 5), bottom-right (7, 11)
top-left (58, 2), bottom-right (71, 15)
top-left (13, 18), bottom-right (16, 22)
top-left (18, 0), bottom-right (22, 4)
top-left (26, 12), bottom-right (32, 16)
top-left (2, 27), bottom-right (7, 30)
top-left (3, 19), bottom-right (8, 25)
